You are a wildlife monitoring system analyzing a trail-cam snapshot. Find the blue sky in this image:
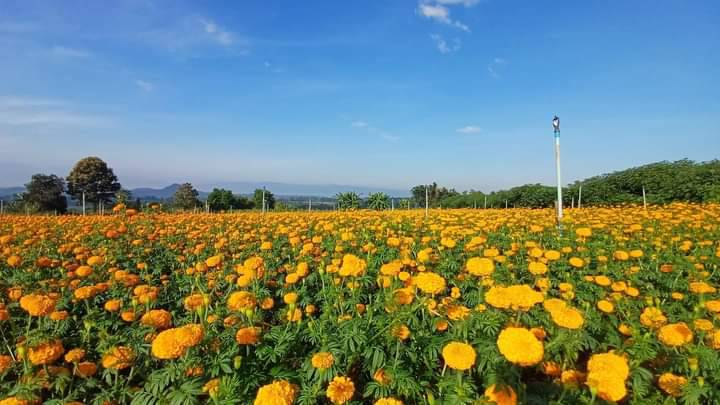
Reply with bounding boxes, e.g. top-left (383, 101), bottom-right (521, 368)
top-left (1, 0), bottom-right (718, 193)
